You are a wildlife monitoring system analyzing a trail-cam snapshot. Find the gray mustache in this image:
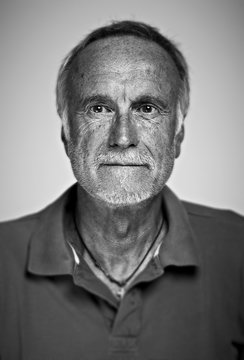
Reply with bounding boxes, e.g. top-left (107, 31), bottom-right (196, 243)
top-left (96, 152), bottom-right (154, 167)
